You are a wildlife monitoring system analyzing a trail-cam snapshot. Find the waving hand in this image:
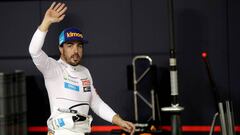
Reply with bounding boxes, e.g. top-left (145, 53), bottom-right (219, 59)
top-left (39, 2), bottom-right (67, 32)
